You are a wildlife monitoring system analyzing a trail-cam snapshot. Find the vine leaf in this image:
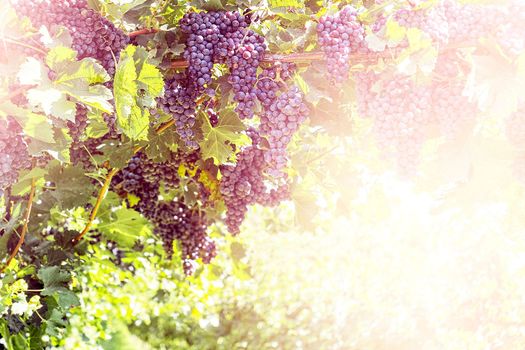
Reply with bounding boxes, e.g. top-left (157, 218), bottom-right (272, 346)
top-left (102, 0), bottom-right (148, 21)
top-left (190, 0), bottom-right (225, 11)
top-left (397, 28), bottom-right (437, 77)
top-left (145, 126), bottom-right (180, 161)
top-left (98, 207), bottom-right (151, 248)
top-left (0, 101), bottom-right (55, 144)
top-left (37, 266), bottom-right (80, 310)
top-left (46, 165), bottom-right (93, 209)
top-left (85, 110), bottom-right (110, 139)
top-left (11, 168), bottom-right (47, 196)
top-left (464, 50), bottom-right (525, 118)
top-left (269, 0), bottom-right (303, 9)
top-left (114, 45), bottom-right (163, 141)
top-left (199, 108), bottom-right (250, 165)
top-left (18, 47), bottom-right (113, 121)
